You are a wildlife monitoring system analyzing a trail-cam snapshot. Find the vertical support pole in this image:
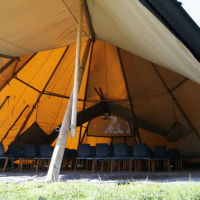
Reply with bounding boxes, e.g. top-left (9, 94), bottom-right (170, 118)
top-left (117, 47), bottom-right (141, 143)
top-left (71, 0), bottom-right (85, 138)
top-left (46, 40), bottom-right (92, 182)
top-left (151, 62), bottom-right (200, 141)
